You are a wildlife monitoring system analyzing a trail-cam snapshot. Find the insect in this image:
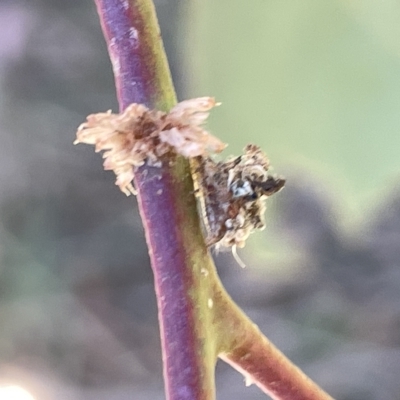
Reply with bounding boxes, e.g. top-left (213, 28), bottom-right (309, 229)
top-left (193, 144), bottom-right (285, 265)
top-left (75, 98), bottom-right (285, 266)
